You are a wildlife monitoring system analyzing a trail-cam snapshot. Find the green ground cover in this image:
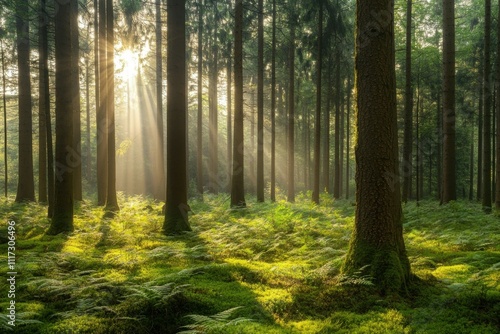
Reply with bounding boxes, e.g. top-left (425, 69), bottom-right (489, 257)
top-left (0, 194), bottom-right (499, 333)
